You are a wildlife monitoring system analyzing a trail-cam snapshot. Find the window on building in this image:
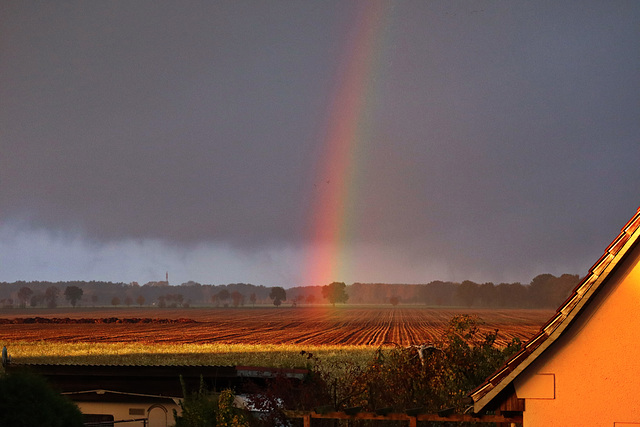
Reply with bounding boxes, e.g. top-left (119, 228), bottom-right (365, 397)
top-left (83, 414), bottom-right (114, 427)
